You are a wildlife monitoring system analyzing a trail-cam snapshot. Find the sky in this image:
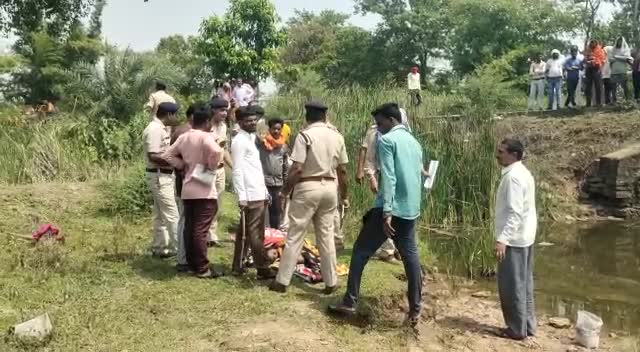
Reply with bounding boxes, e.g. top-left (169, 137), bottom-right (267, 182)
top-left (102, 0), bottom-right (380, 51)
